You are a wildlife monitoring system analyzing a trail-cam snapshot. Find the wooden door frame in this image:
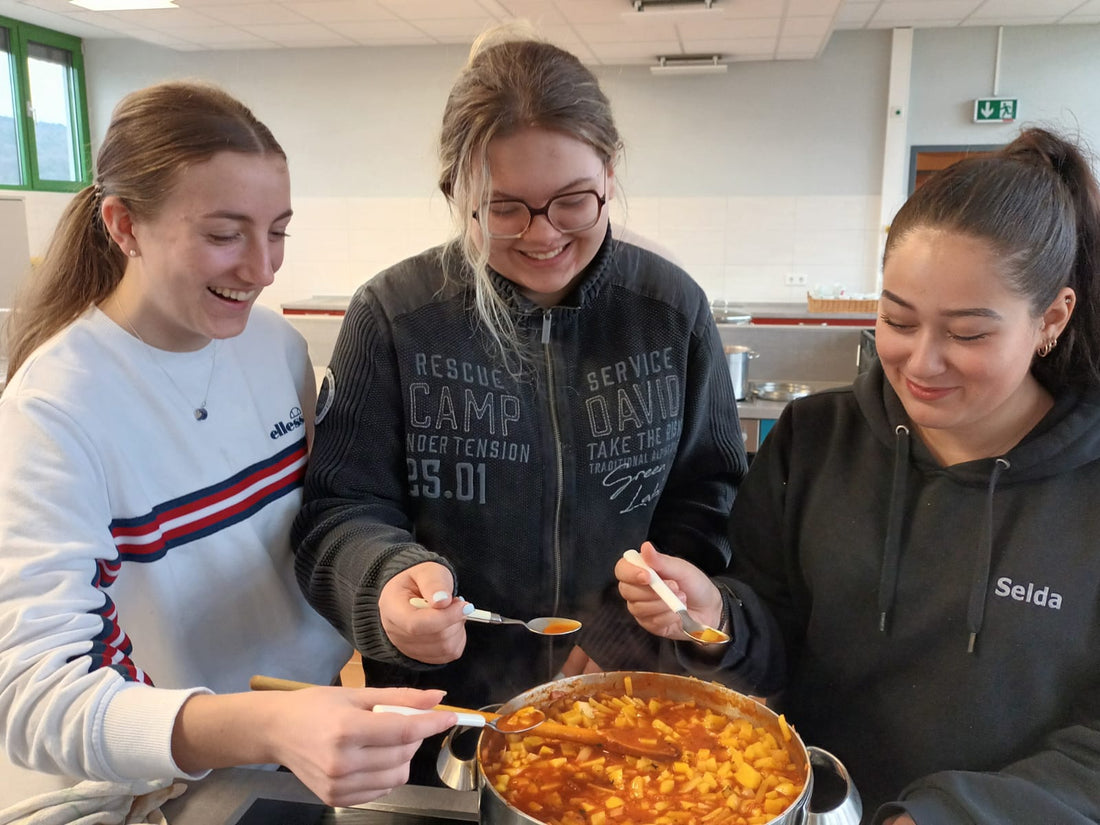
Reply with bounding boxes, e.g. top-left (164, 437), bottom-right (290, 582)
top-left (908, 144), bottom-right (1002, 194)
